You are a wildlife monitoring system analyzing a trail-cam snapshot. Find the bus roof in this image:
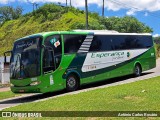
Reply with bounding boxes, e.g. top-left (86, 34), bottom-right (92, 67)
top-left (41, 30), bottom-right (152, 36)
top-left (16, 30), bottom-right (152, 41)
top-left (72, 30), bottom-right (152, 36)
